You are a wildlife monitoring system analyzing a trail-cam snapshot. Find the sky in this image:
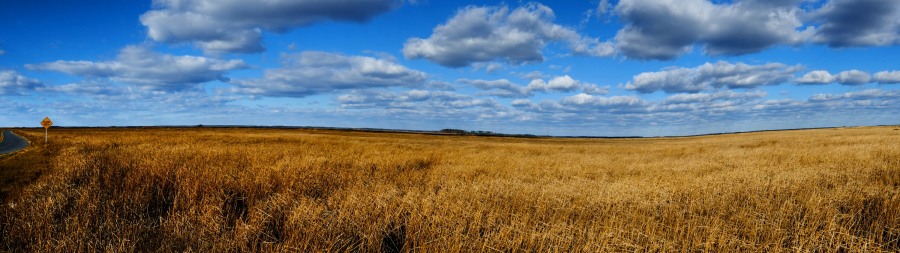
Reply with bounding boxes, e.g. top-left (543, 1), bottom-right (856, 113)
top-left (1, 0), bottom-right (898, 136)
